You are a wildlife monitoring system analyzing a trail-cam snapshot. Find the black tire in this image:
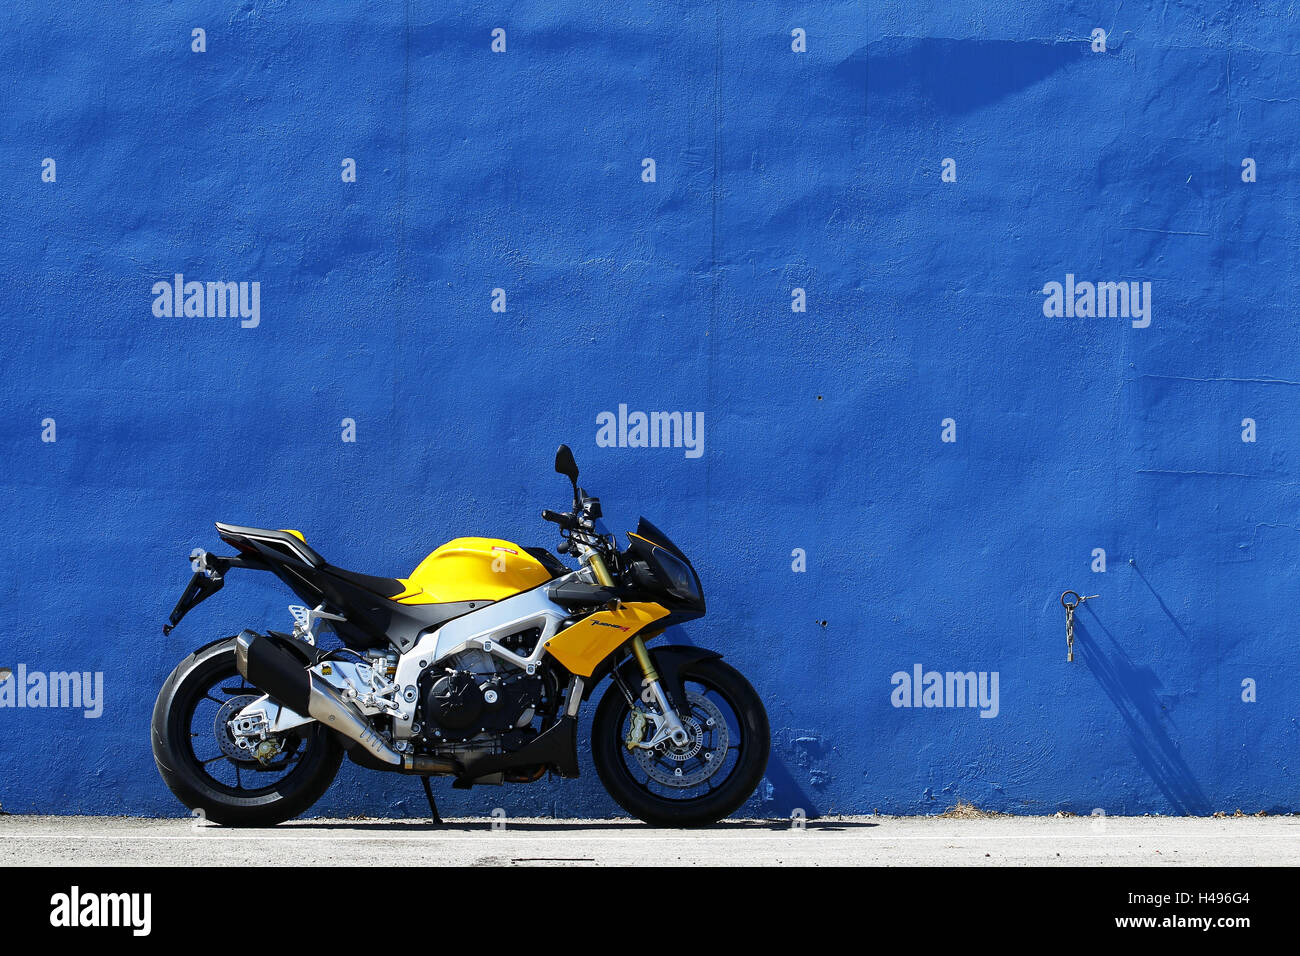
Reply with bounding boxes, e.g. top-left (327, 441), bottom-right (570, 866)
top-left (591, 657), bottom-right (769, 827)
top-left (151, 637), bottom-right (343, 827)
